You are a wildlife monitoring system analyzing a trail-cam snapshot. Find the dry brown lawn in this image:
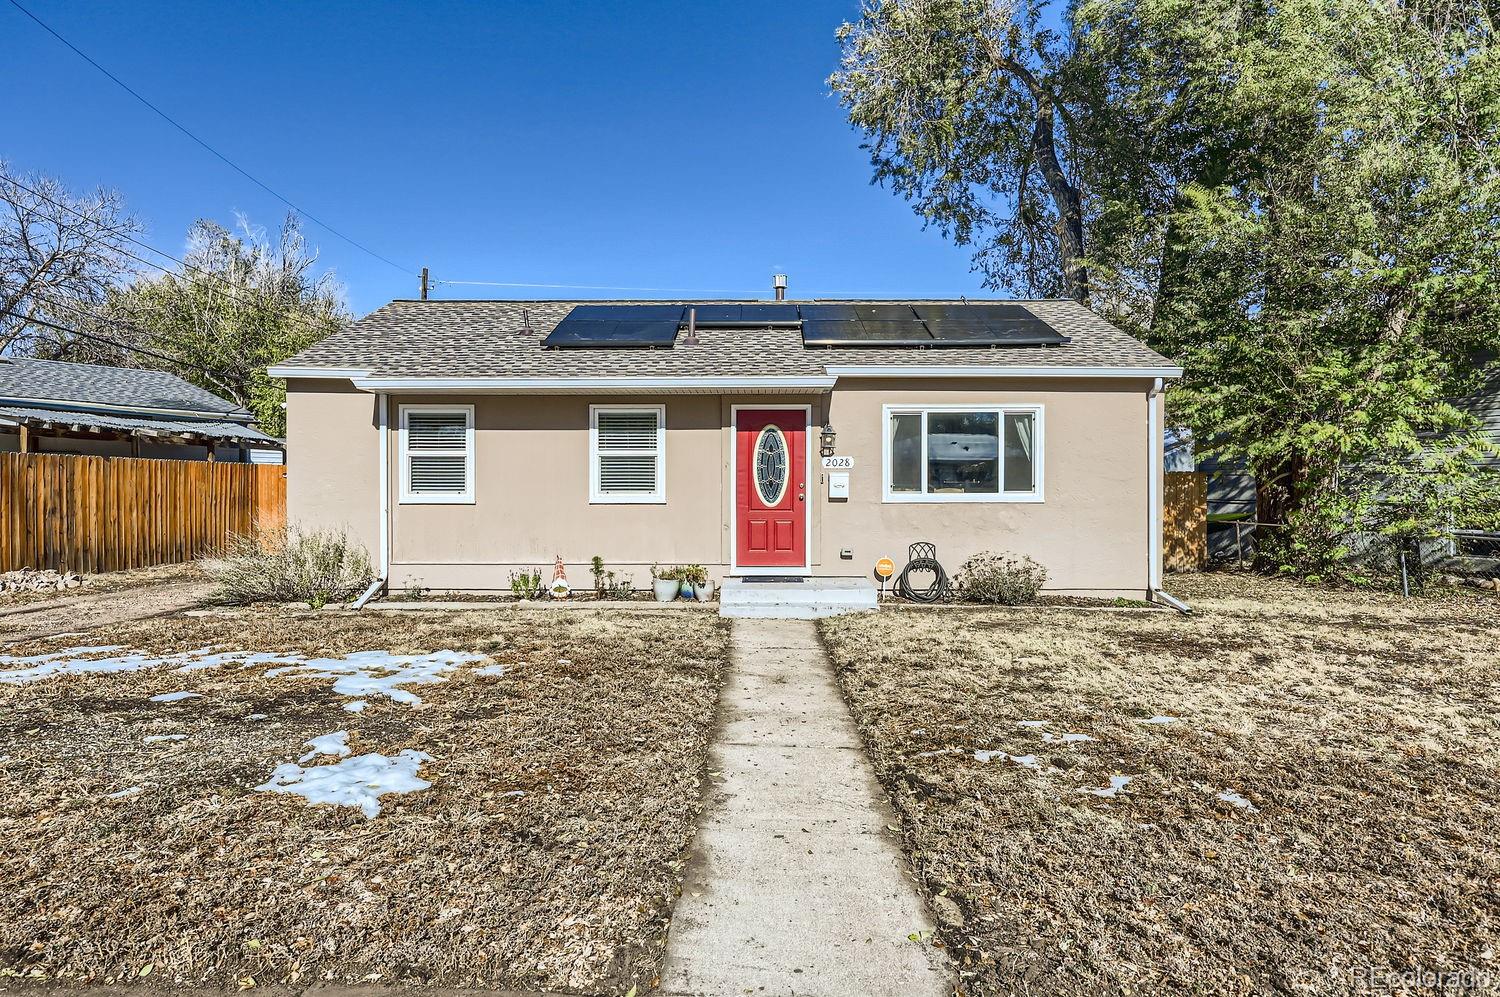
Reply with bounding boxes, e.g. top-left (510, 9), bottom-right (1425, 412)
top-left (0, 561), bottom-right (203, 608)
top-left (0, 607), bottom-right (728, 994)
top-left (821, 573), bottom-right (1500, 997)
